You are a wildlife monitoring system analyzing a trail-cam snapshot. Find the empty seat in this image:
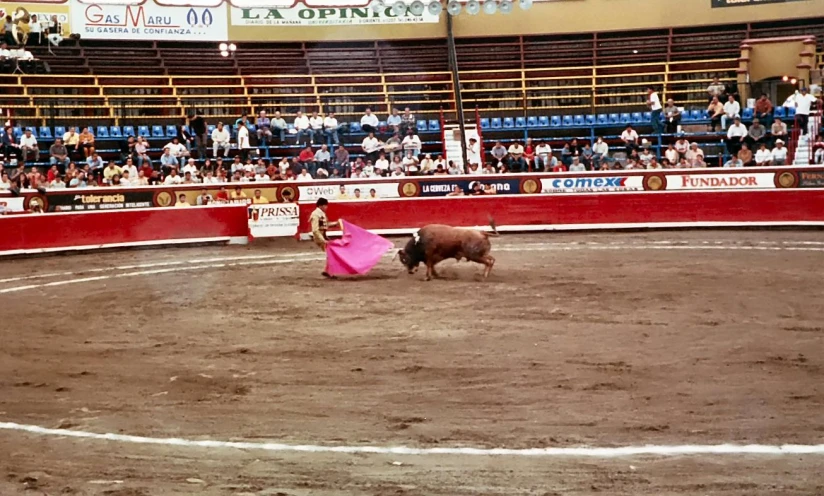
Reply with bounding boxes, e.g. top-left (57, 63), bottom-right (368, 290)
top-left (110, 126), bottom-right (123, 138)
top-left (620, 113), bottom-right (632, 124)
top-left (152, 125), bottom-right (165, 138)
top-left (597, 114), bottom-right (609, 125)
top-left (690, 110), bottom-right (704, 121)
top-left (350, 122), bottom-right (361, 133)
top-left (630, 112), bottom-right (643, 123)
top-left (417, 119), bottom-right (428, 131)
top-left (562, 115), bottom-right (574, 127)
top-left (643, 112), bottom-right (652, 122)
top-left (428, 120), bottom-right (439, 131)
top-left (378, 121), bottom-right (387, 131)
top-left (137, 126), bottom-right (150, 138)
top-left (742, 108), bottom-right (754, 120)
top-left (773, 107), bottom-right (786, 118)
top-left (39, 127), bottom-right (52, 139)
top-left (573, 115), bottom-right (585, 126)
top-left (206, 125), bottom-right (216, 135)
top-left (515, 117), bottom-right (527, 128)
top-left (550, 116), bottom-right (562, 127)
top-left (503, 117), bottom-right (514, 129)
top-left (122, 125), bottom-right (135, 137)
top-left (25, 126), bottom-right (37, 136)
top-left (96, 126), bottom-right (109, 138)
top-left (585, 114), bottom-right (596, 125)
top-left (54, 126), bottom-right (66, 137)
top-left (538, 116), bottom-right (550, 127)
top-left (166, 125), bottom-right (177, 137)
top-left (13, 127), bottom-right (23, 138)
top-left (527, 116), bottom-right (538, 128)
top-left (787, 107), bottom-right (796, 118)
top-left (480, 118), bottom-right (490, 129)
top-left (608, 113), bottom-right (620, 124)
top-left (491, 118), bottom-right (502, 129)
